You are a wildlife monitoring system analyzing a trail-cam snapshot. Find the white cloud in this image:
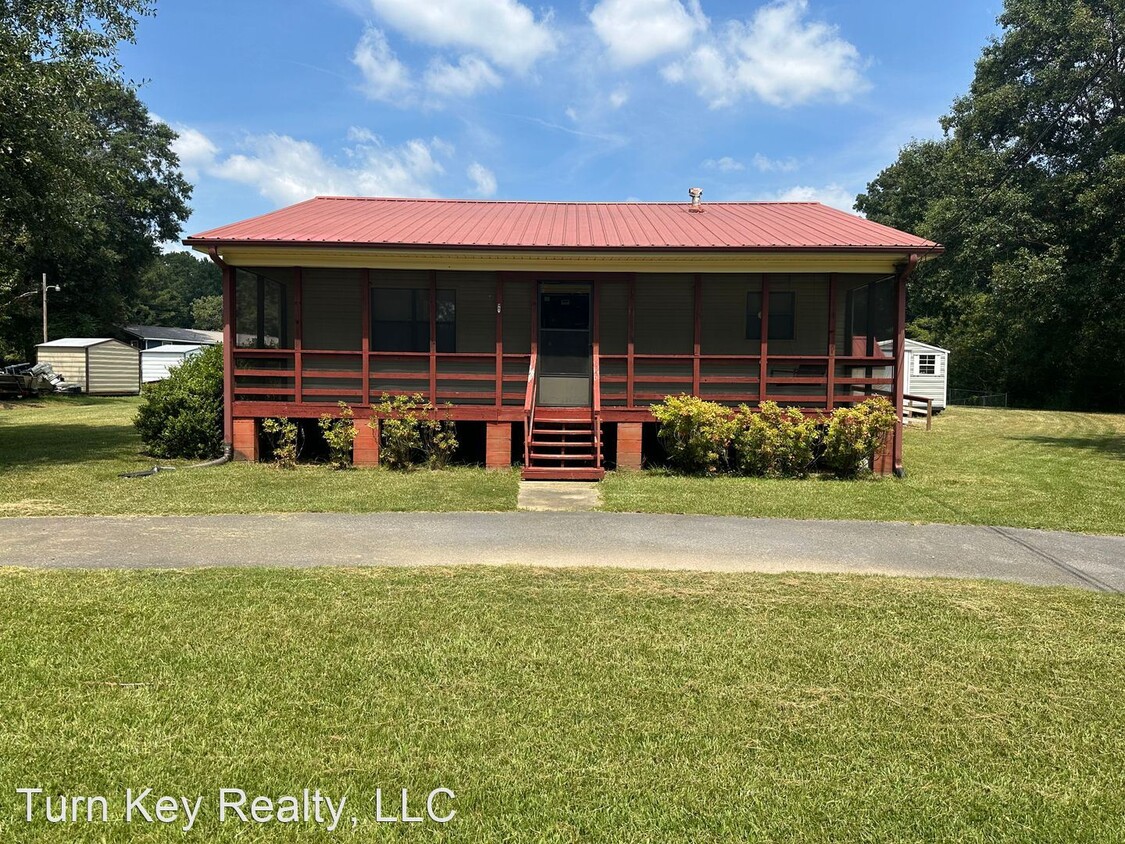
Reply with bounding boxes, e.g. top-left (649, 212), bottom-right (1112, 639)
top-left (467, 162), bottom-right (497, 197)
top-left (662, 0), bottom-right (868, 108)
top-left (772, 183), bottom-right (857, 212)
top-left (608, 87), bottom-right (629, 108)
top-left (752, 152), bottom-right (799, 172)
top-left (590, 0), bottom-right (706, 66)
top-left (701, 156), bottom-right (745, 172)
top-left (424, 55), bottom-right (502, 98)
top-left (169, 126), bottom-right (218, 179)
top-left (195, 131), bottom-right (451, 205)
top-left (365, 0), bottom-right (556, 70)
top-left (352, 27), bottom-right (414, 102)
